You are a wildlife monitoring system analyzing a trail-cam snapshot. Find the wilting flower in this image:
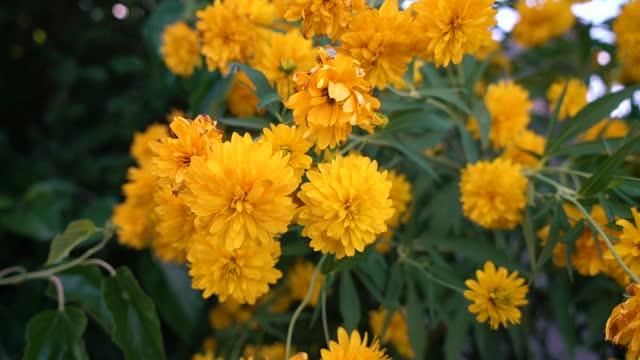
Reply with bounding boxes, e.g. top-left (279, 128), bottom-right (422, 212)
top-left (369, 307), bottom-right (414, 358)
top-left (287, 260), bottom-right (324, 306)
top-left (284, 0), bottom-right (366, 40)
top-left (160, 21), bottom-right (201, 77)
top-left (460, 159), bottom-right (528, 229)
top-left (512, 0), bottom-right (575, 48)
top-left (546, 78), bottom-right (587, 121)
top-left (500, 130), bottom-right (545, 168)
top-left (184, 133), bottom-right (298, 250)
top-left (284, 48), bottom-right (383, 149)
top-left (411, 0), bottom-right (497, 67)
top-left (188, 234), bottom-right (282, 304)
top-left (464, 261), bottom-right (529, 330)
top-left (484, 80), bottom-right (532, 149)
top-left (320, 327), bottom-right (390, 359)
top-left (606, 283), bottom-right (640, 358)
top-left (261, 124), bottom-right (314, 180)
top-left (297, 154), bottom-right (394, 258)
